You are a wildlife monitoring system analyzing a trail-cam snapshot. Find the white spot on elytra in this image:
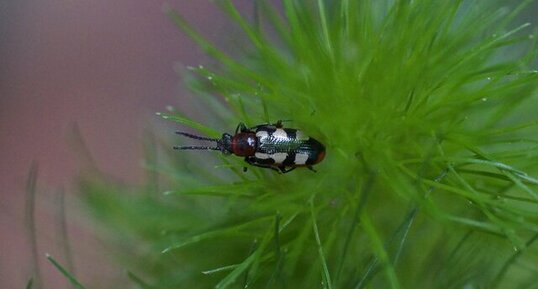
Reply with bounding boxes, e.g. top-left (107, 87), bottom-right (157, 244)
top-left (271, 153), bottom-right (288, 163)
top-left (255, 152), bottom-right (270, 159)
top-left (294, 153), bottom-right (309, 165)
top-left (295, 130), bottom-right (309, 140)
top-left (255, 152), bottom-right (288, 163)
top-left (256, 131), bottom-right (269, 140)
top-left (273, 129), bottom-right (287, 139)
